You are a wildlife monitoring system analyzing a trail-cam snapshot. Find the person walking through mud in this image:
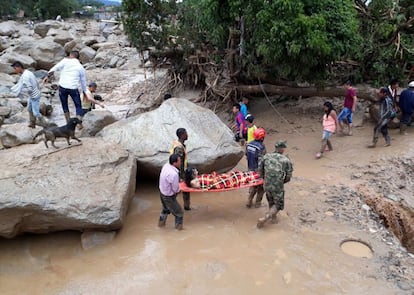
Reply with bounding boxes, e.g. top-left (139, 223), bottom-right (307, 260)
top-left (368, 88), bottom-right (394, 148)
top-left (398, 81), bottom-right (414, 135)
top-left (171, 128), bottom-right (191, 210)
top-left (158, 154), bottom-right (184, 230)
top-left (316, 101), bottom-right (339, 159)
top-left (245, 128), bottom-right (267, 208)
top-left (10, 61), bottom-right (48, 128)
top-left (337, 80), bottom-right (358, 136)
top-left (43, 50), bottom-right (87, 123)
top-left (257, 140), bottom-right (293, 228)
